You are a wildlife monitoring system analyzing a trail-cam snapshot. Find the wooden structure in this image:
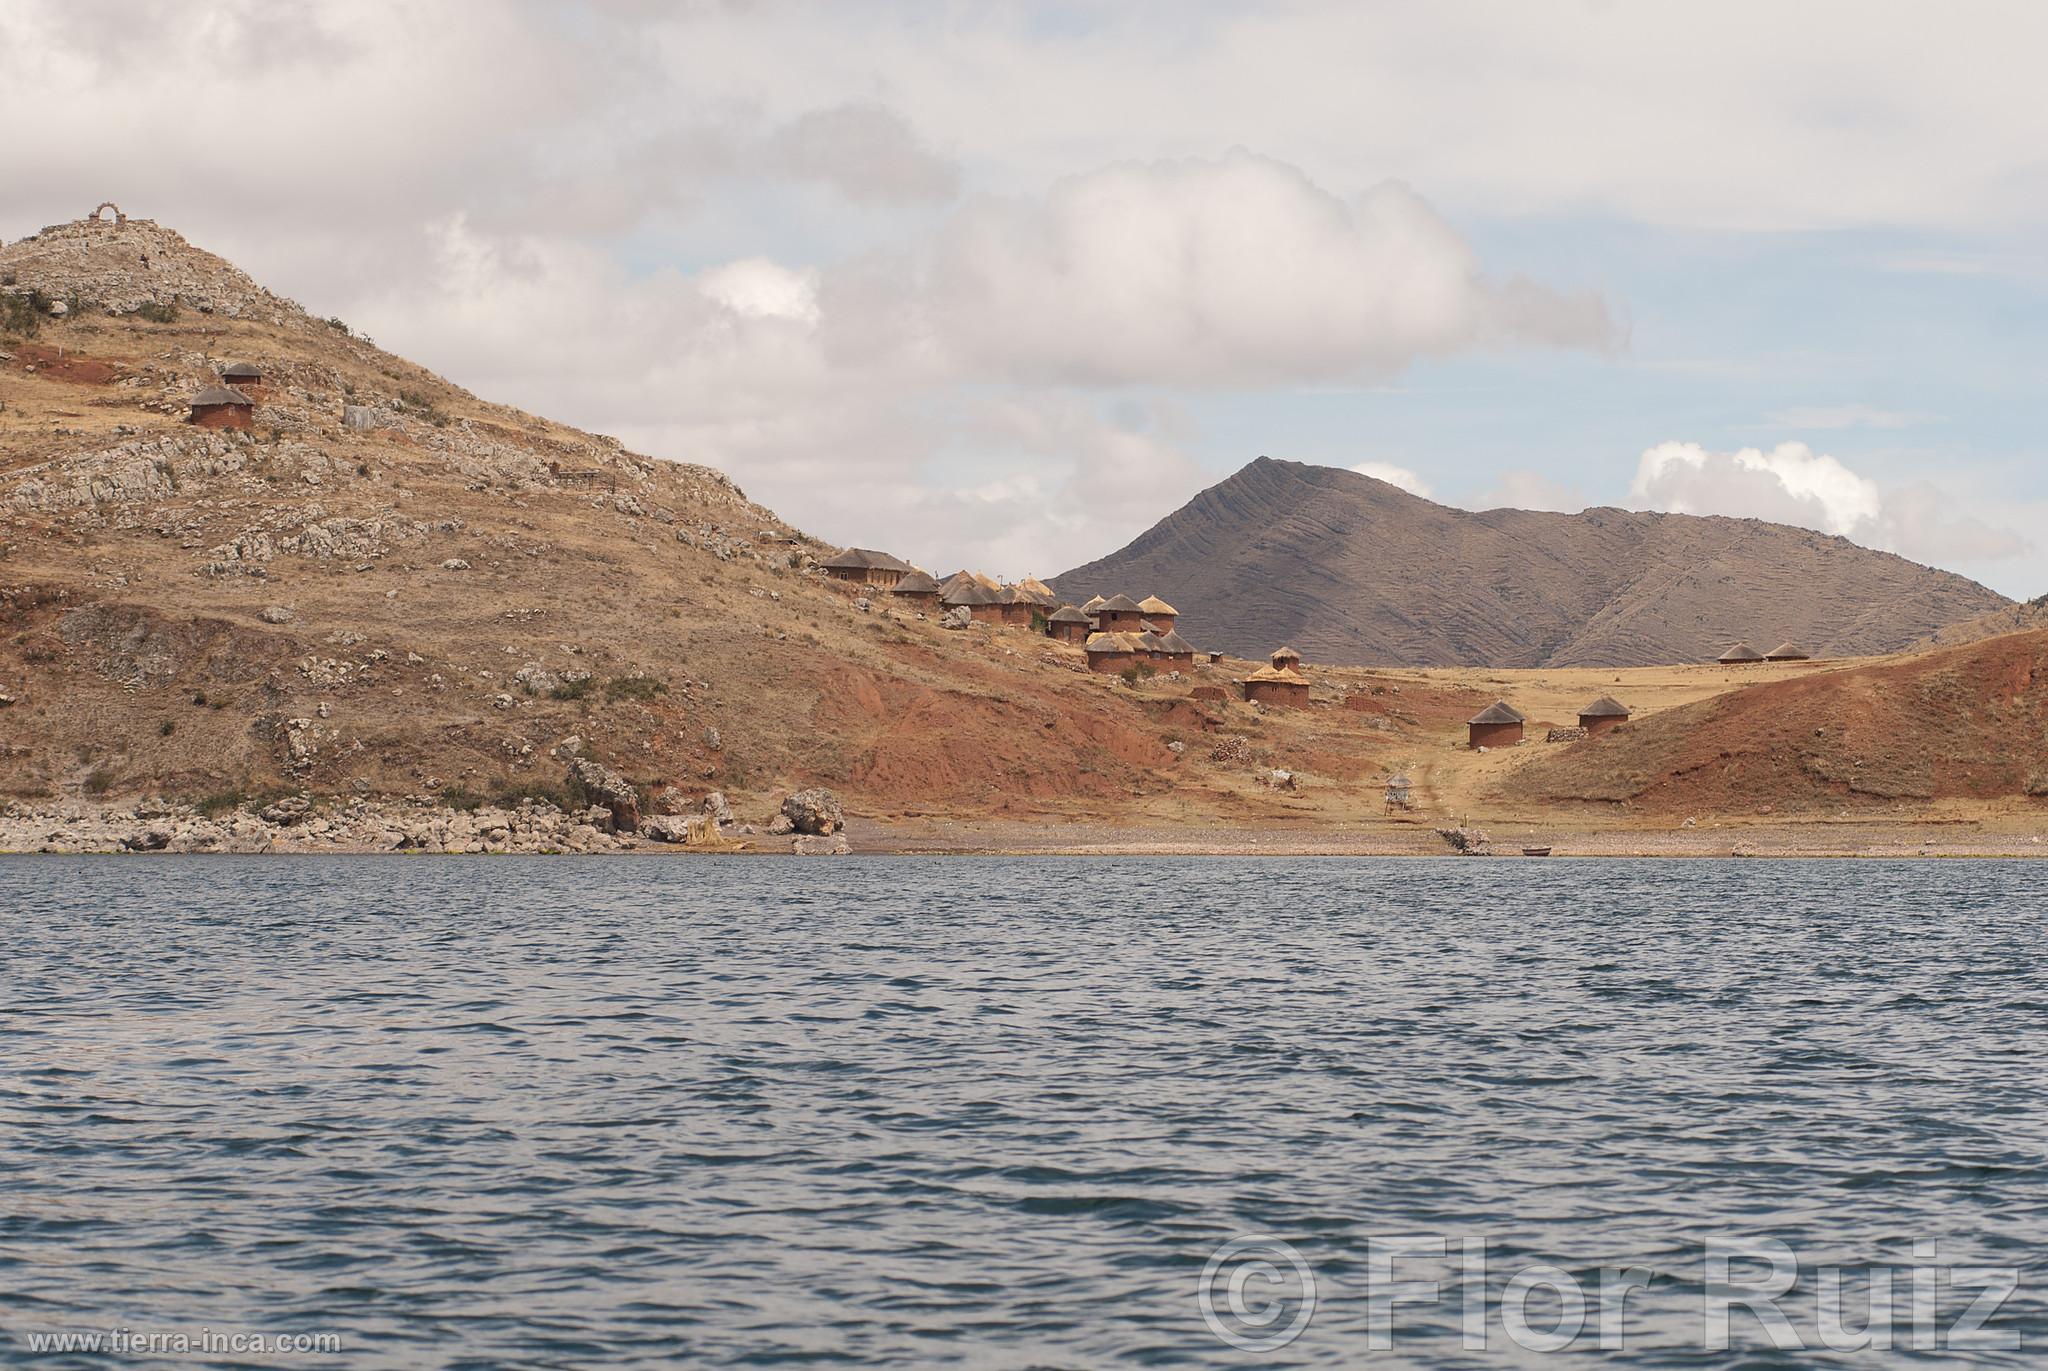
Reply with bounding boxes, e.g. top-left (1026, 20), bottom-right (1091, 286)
top-left (890, 569), bottom-right (941, 610)
top-left (1242, 664), bottom-right (1310, 707)
top-left (1384, 773), bottom-right (1414, 812)
top-left (1576, 695), bottom-right (1631, 735)
top-left (1764, 641), bottom-right (1811, 661)
top-left (1047, 605), bottom-right (1092, 643)
top-left (187, 384), bottom-right (254, 430)
top-left (1084, 631), bottom-right (1139, 673)
top-left (1717, 641), bottom-right (1765, 664)
top-left (1466, 700), bottom-right (1526, 749)
top-left (821, 548), bottom-right (915, 588)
